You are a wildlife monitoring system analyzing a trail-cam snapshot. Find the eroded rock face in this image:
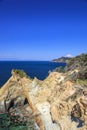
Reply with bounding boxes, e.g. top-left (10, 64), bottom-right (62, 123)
top-left (0, 74), bottom-right (39, 130)
top-left (0, 70), bottom-right (87, 130)
top-left (36, 102), bottom-right (60, 130)
top-left (0, 100), bottom-right (6, 113)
